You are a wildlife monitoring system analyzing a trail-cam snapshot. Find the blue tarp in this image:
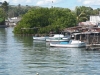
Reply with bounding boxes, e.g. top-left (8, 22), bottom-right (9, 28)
top-left (60, 41), bottom-right (69, 44)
